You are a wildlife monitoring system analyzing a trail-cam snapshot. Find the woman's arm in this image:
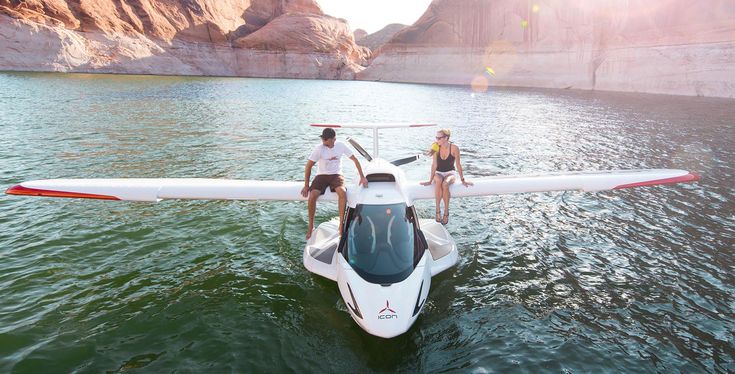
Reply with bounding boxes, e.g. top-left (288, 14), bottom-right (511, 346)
top-left (420, 153), bottom-right (438, 186)
top-left (454, 144), bottom-right (473, 187)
